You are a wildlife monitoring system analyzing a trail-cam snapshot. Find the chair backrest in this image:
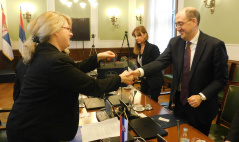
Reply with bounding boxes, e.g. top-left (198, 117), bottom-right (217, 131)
top-left (229, 62), bottom-right (239, 82)
top-left (218, 81), bottom-right (239, 127)
top-left (128, 59), bottom-right (137, 70)
top-left (120, 56), bottom-right (128, 62)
